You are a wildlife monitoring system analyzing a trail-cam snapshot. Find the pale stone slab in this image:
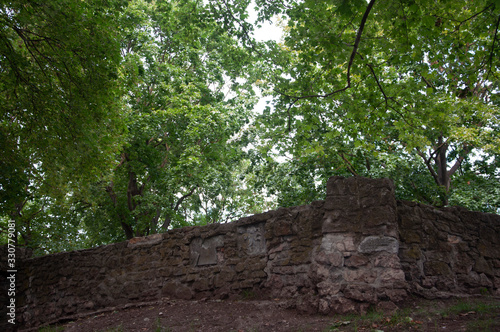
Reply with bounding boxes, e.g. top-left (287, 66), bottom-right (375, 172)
top-left (358, 236), bottom-right (399, 254)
